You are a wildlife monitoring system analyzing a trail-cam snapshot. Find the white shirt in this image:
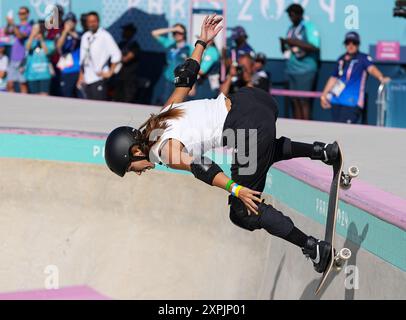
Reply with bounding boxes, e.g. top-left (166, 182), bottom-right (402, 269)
top-left (80, 28), bottom-right (122, 84)
top-left (0, 54), bottom-right (9, 90)
top-left (0, 54), bottom-right (8, 72)
top-left (150, 93), bottom-right (229, 164)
